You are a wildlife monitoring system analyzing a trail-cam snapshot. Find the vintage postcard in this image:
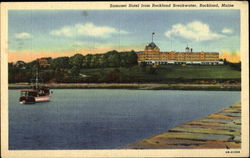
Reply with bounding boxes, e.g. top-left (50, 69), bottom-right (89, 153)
top-left (1, 1), bottom-right (249, 157)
